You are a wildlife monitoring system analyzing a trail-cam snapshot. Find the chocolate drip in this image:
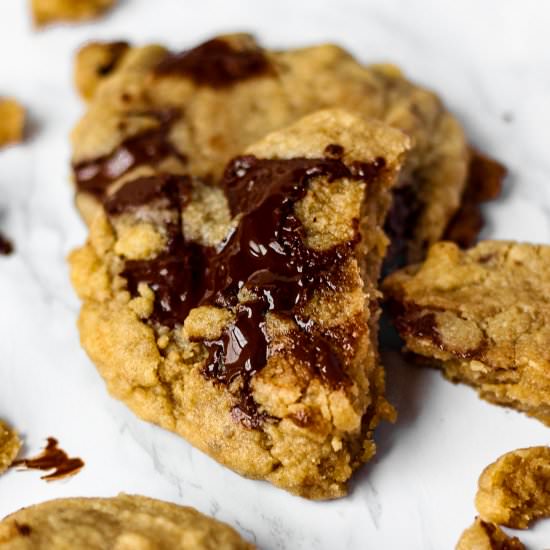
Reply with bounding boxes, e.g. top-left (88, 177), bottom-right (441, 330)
top-left (73, 109), bottom-right (185, 198)
top-left (13, 438), bottom-right (84, 481)
top-left (108, 153), bottom-right (385, 427)
top-left (154, 38), bottom-right (272, 87)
